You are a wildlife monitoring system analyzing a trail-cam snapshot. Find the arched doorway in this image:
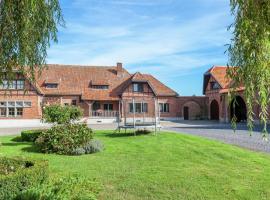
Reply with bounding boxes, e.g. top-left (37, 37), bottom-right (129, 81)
top-left (230, 96), bottom-right (247, 122)
top-left (210, 100), bottom-right (219, 120)
top-left (182, 101), bottom-right (201, 120)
